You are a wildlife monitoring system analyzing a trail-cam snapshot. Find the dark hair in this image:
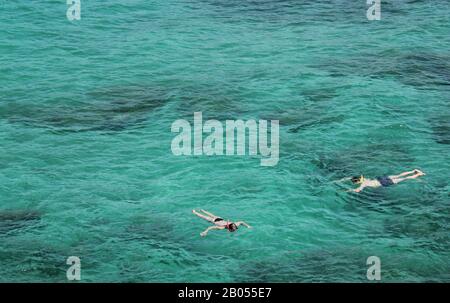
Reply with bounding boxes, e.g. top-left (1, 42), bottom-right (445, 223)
top-left (351, 176), bottom-right (362, 184)
top-left (228, 223), bottom-right (238, 232)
